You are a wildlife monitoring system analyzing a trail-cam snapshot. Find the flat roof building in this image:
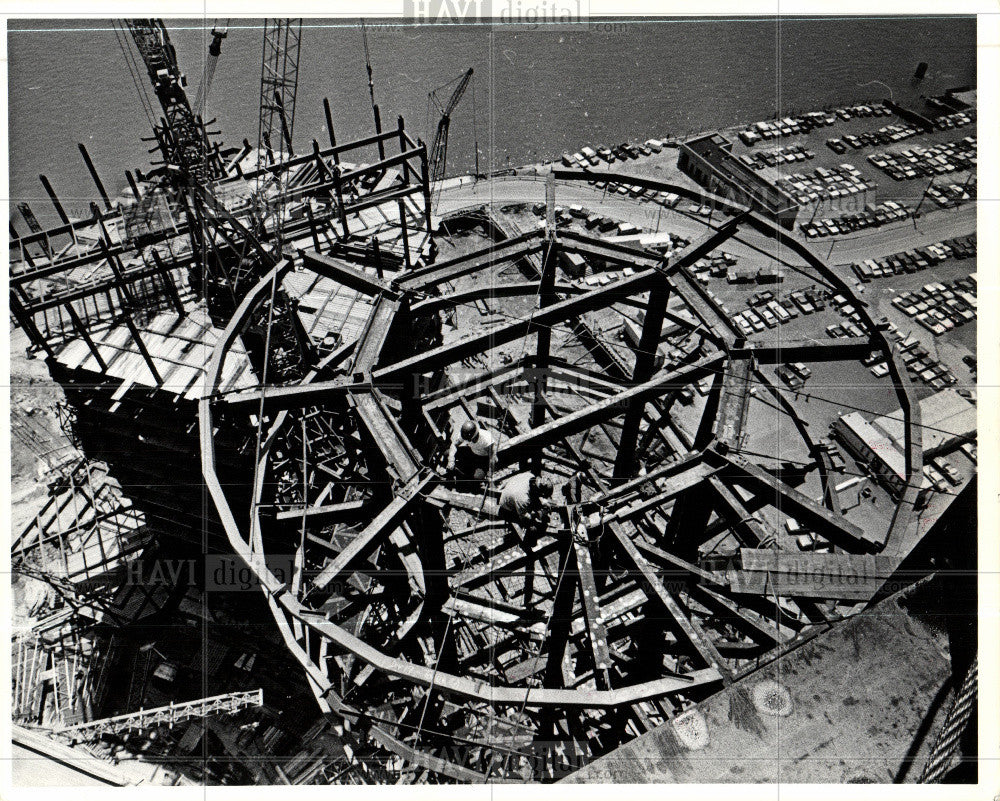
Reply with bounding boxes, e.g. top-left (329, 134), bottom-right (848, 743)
top-left (833, 411), bottom-right (908, 498)
top-left (874, 388), bottom-right (976, 457)
top-left (677, 133), bottom-right (799, 229)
